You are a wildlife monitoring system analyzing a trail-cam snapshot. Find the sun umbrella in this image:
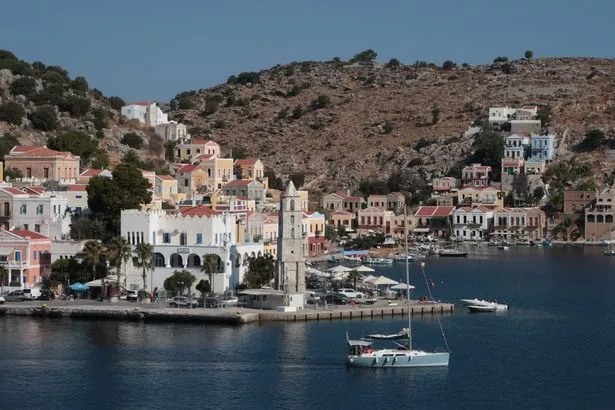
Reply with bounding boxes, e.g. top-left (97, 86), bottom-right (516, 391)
top-left (328, 265), bottom-right (353, 273)
top-left (68, 282), bottom-right (89, 292)
top-left (370, 276), bottom-right (399, 286)
top-left (362, 275), bottom-right (377, 283)
top-left (85, 276), bottom-right (118, 287)
top-left (306, 267), bottom-right (330, 278)
top-left (353, 265), bottom-right (375, 273)
top-left (390, 282), bottom-right (416, 290)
